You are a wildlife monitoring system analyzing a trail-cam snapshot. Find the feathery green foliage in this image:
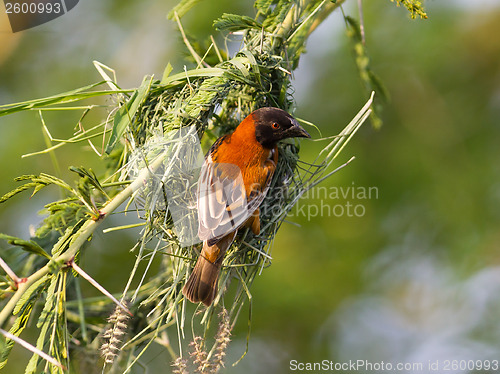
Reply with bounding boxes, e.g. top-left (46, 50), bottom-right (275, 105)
top-left (390, 0), bottom-right (427, 19)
